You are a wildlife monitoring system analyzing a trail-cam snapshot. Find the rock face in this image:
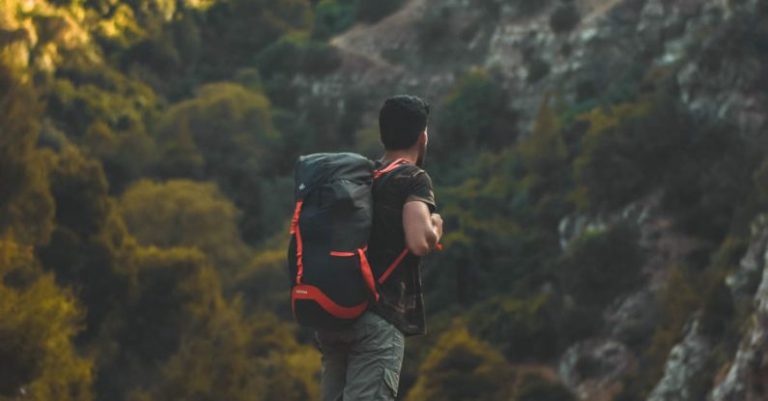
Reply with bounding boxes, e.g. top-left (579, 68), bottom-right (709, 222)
top-left (647, 314), bottom-right (713, 401)
top-left (309, 0), bottom-right (768, 139)
top-left (710, 216), bottom-right (768, 401)
top-left (308, 1), bottom-right (768, 400)
top-left (559, 339), bottom-right (635, 401)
